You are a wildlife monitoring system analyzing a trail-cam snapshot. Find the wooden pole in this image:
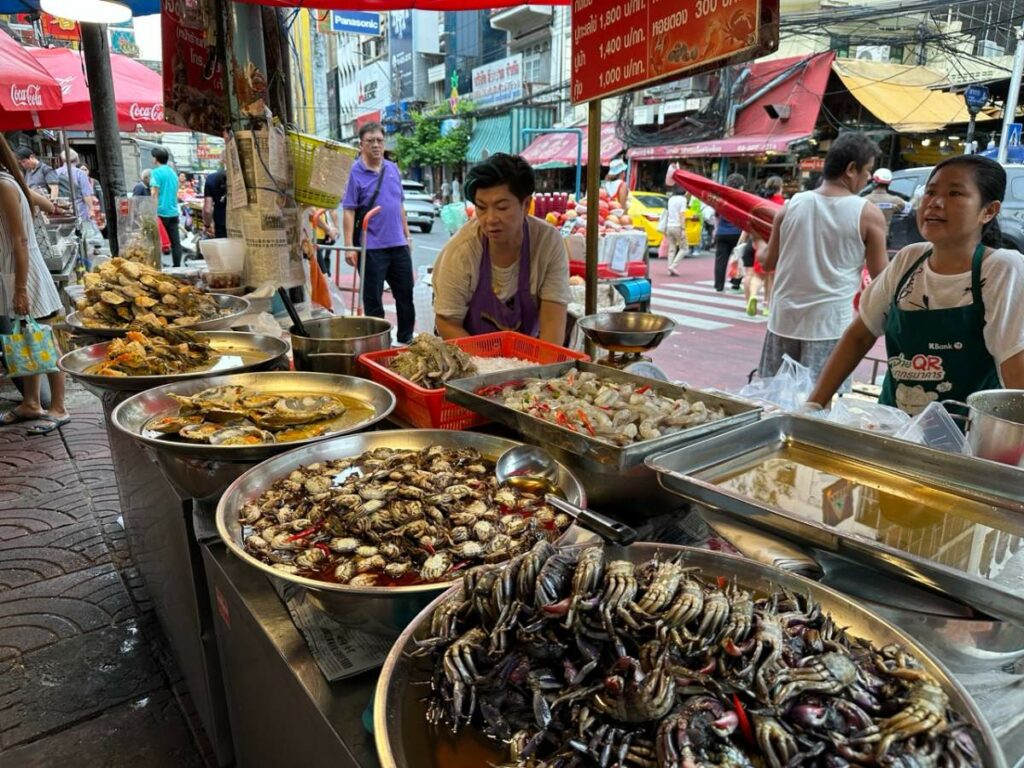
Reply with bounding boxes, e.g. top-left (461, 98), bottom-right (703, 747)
top-left (584, 99), bottom-right (601, 358)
